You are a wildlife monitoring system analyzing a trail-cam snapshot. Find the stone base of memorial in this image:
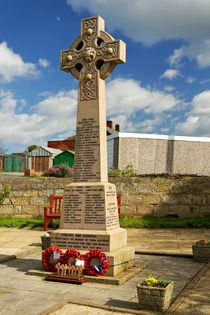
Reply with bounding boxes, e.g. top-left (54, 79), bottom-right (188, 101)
top-left (137, 281), bottom-right (174, 312)
top-left (192, 245), bottom-right (210, 262)
top-left (51, 229), bottom-right (135, 276)
top-left (51, 182), bottom-right (135, 276)
top-left (44, 186), bottom-right (137, 277)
